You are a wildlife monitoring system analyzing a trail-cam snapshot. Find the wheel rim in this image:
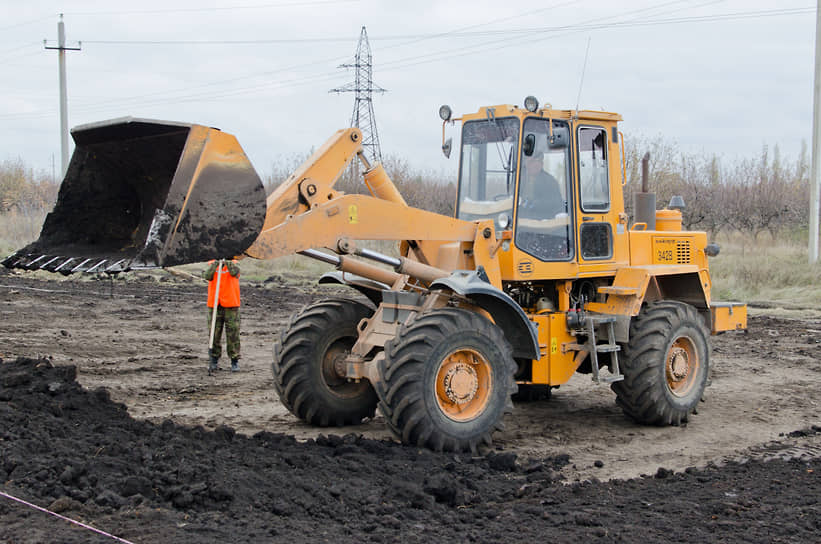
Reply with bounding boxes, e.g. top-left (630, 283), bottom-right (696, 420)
top-left (321, 338), bottom-right (367, 399)
top-left (665, 336), bottom-right (699, 397)
top-left (434, 348), bottom-right (492, 422)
